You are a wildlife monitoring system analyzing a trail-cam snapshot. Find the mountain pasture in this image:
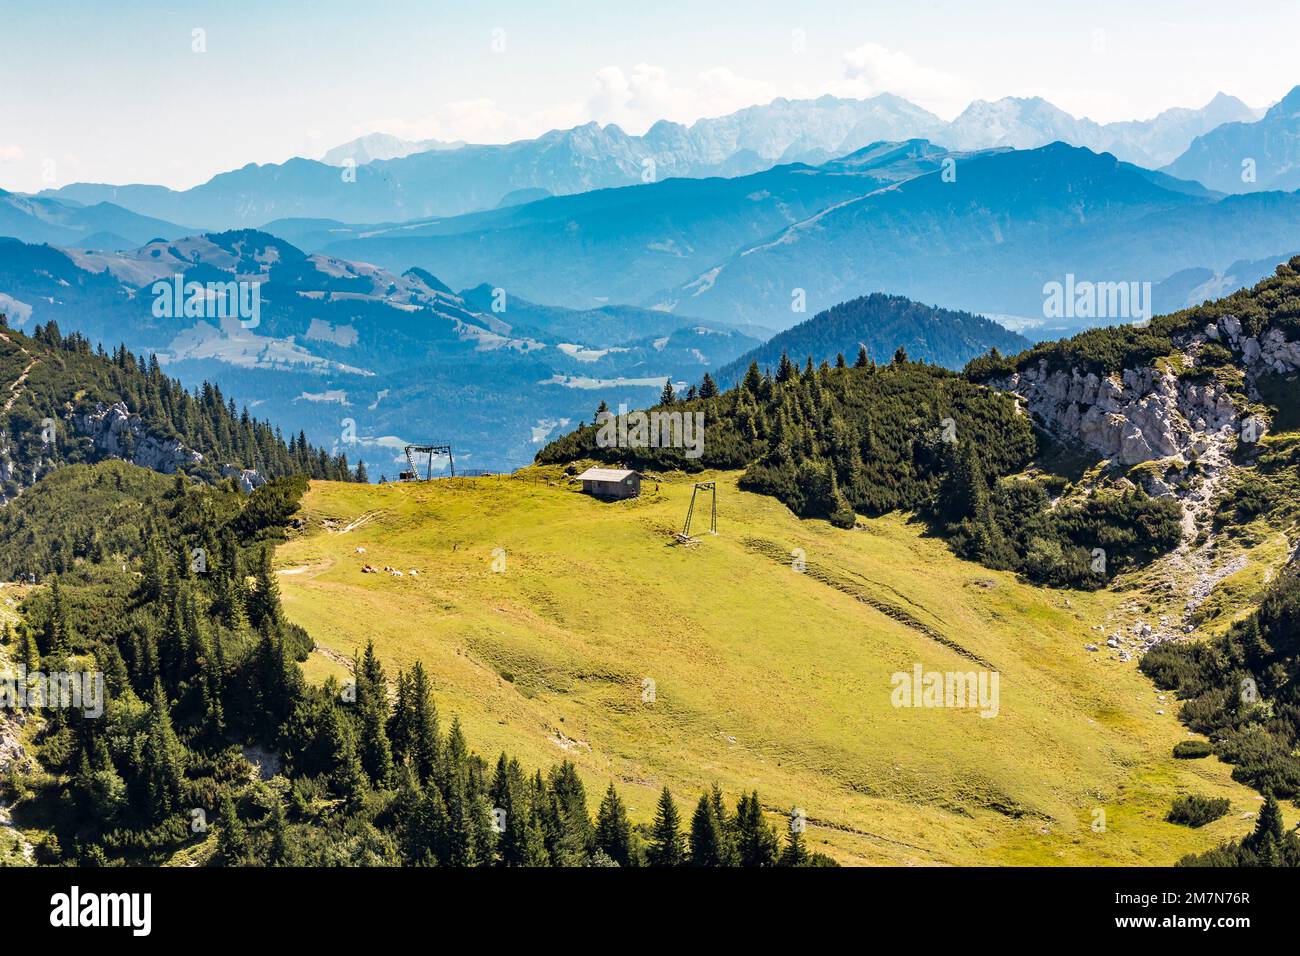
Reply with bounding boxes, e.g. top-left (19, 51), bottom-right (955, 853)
top-left (276, 469), bottom-right (1261, 864)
